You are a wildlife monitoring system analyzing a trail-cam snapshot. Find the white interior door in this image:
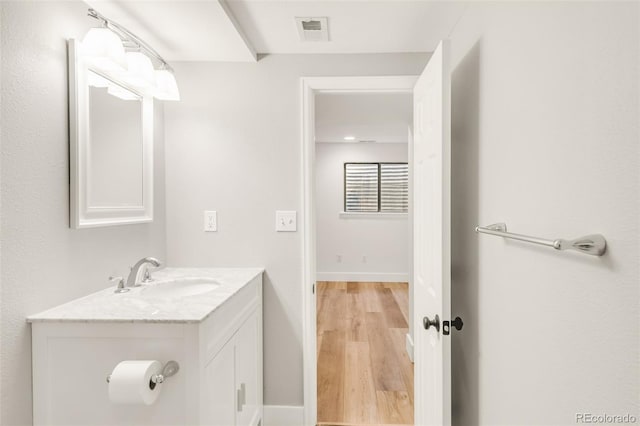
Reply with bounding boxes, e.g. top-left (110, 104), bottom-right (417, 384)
top-left (413, 39), bottom-right (452, 426)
